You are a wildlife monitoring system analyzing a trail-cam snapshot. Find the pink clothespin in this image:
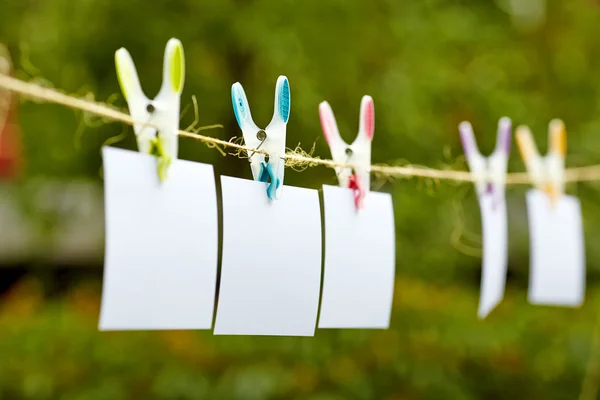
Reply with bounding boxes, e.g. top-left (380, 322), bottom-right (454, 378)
top-left (319, 96), bottom-right (374, 210)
